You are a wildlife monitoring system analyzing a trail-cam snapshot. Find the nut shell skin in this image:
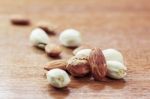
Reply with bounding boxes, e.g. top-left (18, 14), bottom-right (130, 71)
top-left (67, 56), bottom-right (90, 77)
top-left (47, 69), bottom-right (70, 88)
top-left (106, 61), bottom-right (127, 79)
top-left (88, 48), bottom-right (107, 81)
top-left (59, 29), bottom-right (82, 47)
